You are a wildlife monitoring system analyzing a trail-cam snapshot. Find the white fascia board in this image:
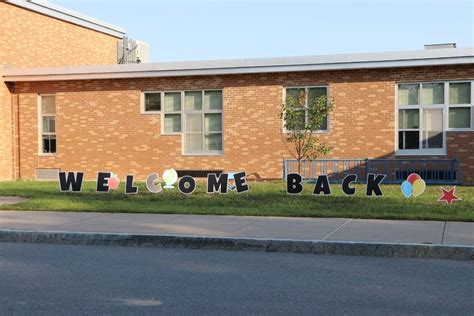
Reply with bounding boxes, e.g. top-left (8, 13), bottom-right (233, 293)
top-left (6, 0), bottom-right (125, 38)
top-left (3, 48), bottom-right (474, 82)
